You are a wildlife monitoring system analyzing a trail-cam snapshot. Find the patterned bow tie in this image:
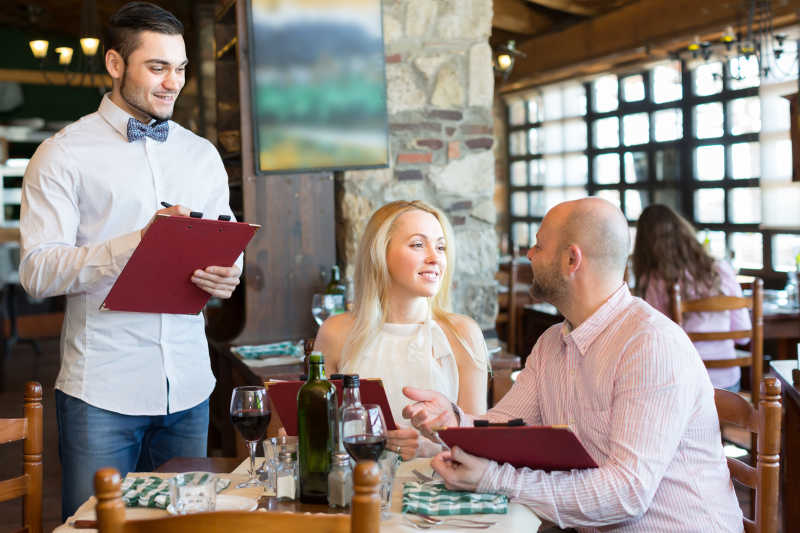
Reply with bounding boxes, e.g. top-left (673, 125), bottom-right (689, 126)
top-left (126, 118), bottom-right (169, 143)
